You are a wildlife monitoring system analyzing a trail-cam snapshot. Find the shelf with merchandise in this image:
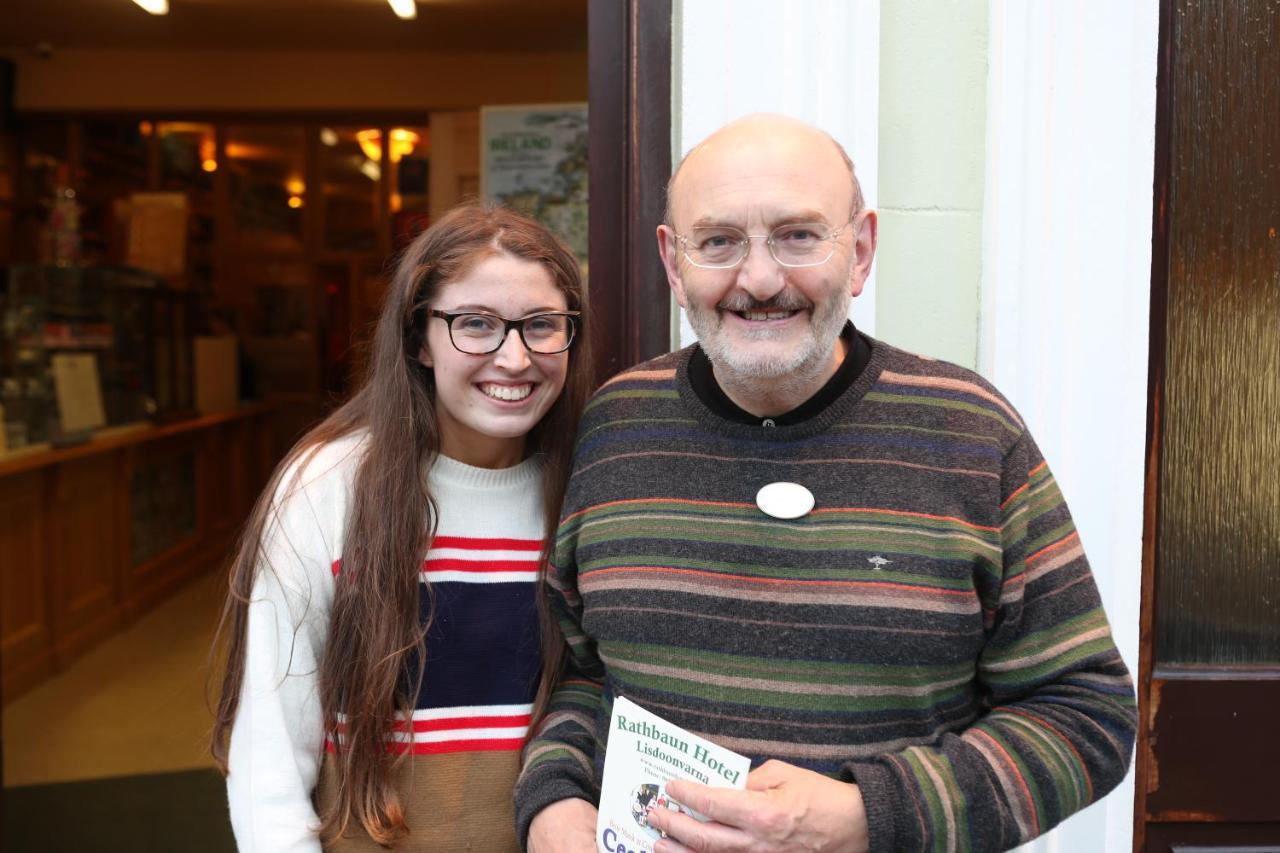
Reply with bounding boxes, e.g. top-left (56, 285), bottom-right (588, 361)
top-left (0, 264), bottom-right (196, 450)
